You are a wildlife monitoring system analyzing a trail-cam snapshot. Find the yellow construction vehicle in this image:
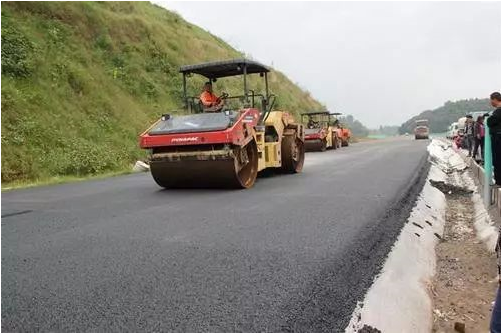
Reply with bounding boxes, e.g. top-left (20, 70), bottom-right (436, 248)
top-left (302, 111), bottom-right (342, 151)
top-left (139, 59), bottom-right (305, 188)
